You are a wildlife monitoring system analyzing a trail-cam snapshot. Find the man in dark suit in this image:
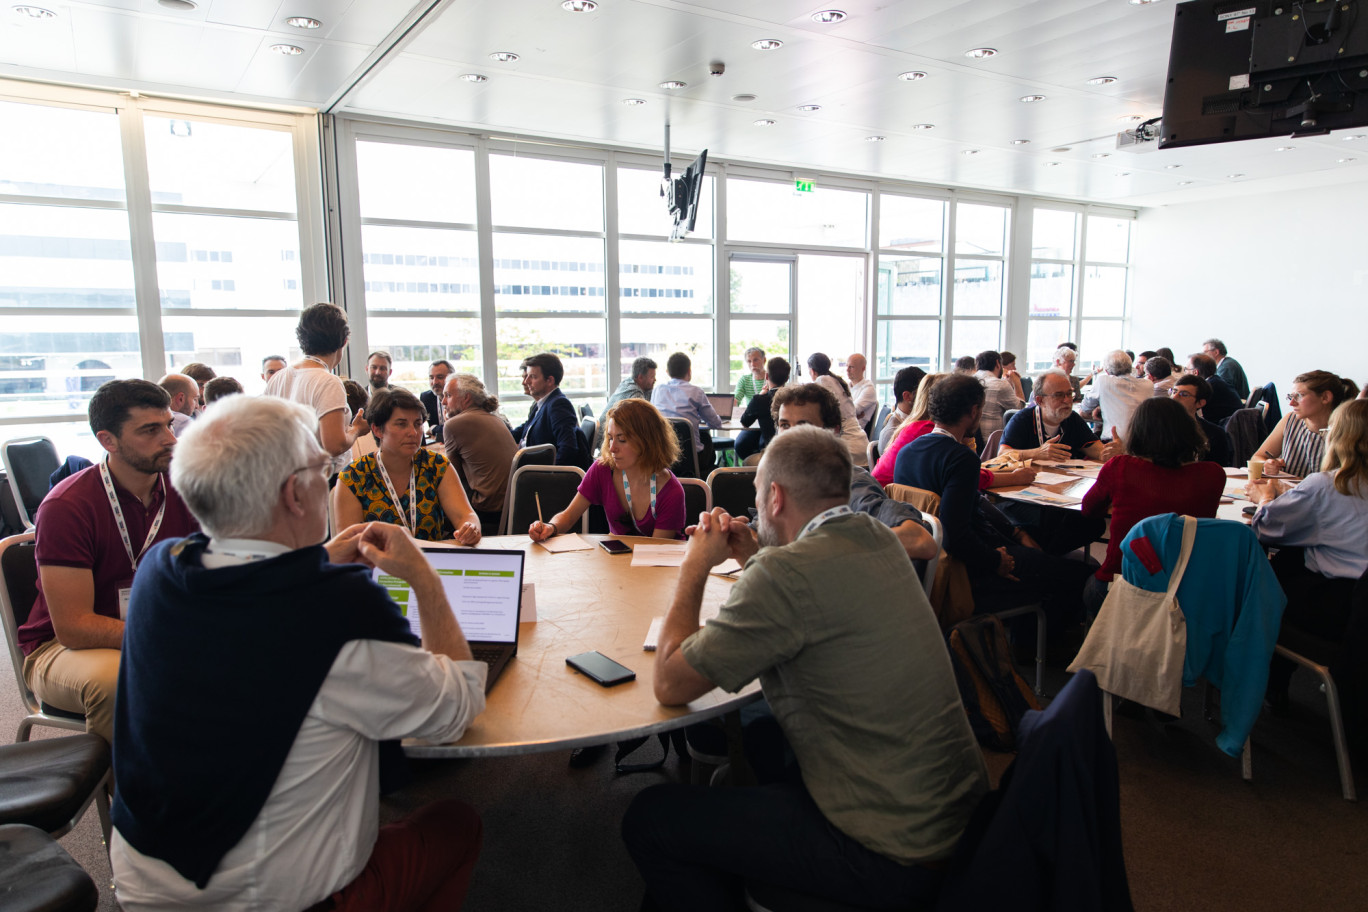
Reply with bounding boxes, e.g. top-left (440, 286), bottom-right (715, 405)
top-left (420, 360), bottom-right (453, 443)
top-left (509, 353), bottom-right (590, 469)
top-left (1183, 353), bottom-right (1242, 425)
